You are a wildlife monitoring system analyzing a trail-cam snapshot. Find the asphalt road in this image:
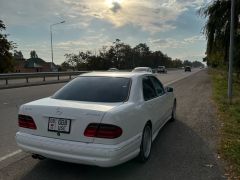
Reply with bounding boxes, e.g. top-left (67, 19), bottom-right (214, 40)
top-left (0, 69), bottom-right (225, 179)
